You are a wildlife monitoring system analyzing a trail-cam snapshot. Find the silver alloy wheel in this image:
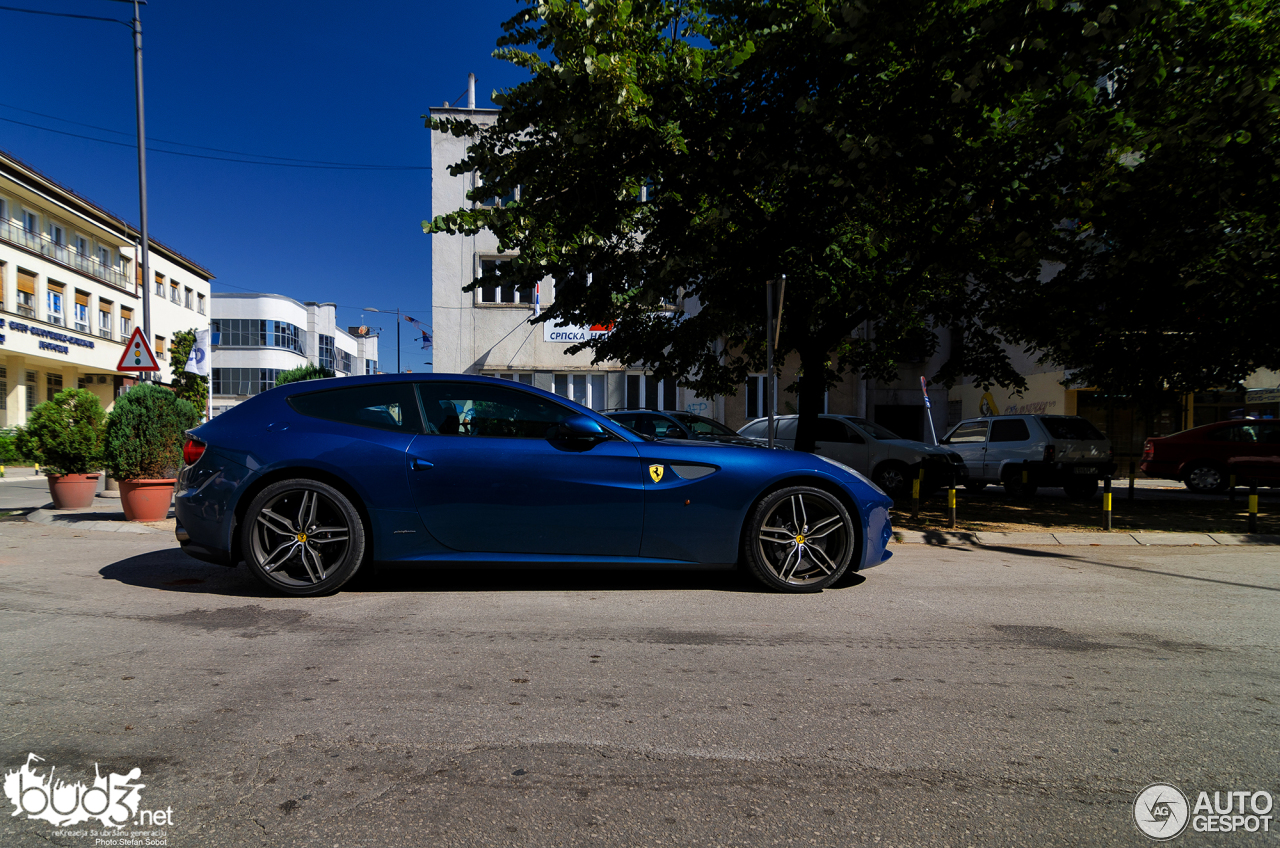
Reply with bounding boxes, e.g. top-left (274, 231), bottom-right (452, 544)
top-left (1186, 463), bottom-right (1223, 493)
top-left (874, 464), bottom-right (907, 496)
top-left (755, 491), bottom-right (852, 586)
top-left (249, 488), bottom-right (351, 587)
